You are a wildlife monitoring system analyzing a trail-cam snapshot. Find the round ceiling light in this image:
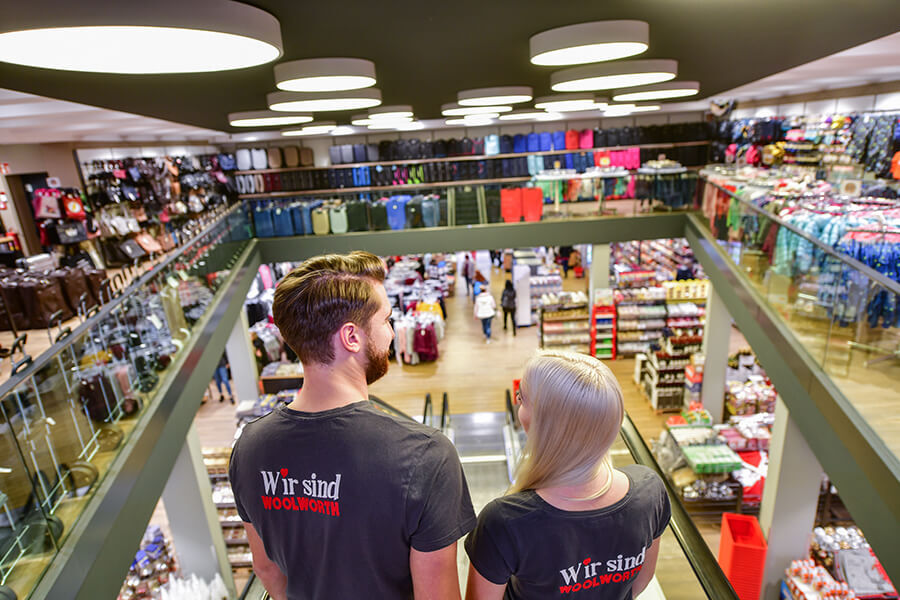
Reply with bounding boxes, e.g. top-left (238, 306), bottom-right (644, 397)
top-left (498, 110), bottom-right (550, 121)
top-left (281, 121), bottom-right (337, 136)
top-left (551, 60), bottom-right (677, 92)
top-left (441, 103), bottom-right (513, 116)
top-left (612, 81), bottom-right (700, 102)
top-left (445, 116), bottom-right (494, 126)
top-left (267, 89), bottom-right (382, 112)
top-left (395, 121), bottom-right (425, 131)
top-left (368, 105), bottom-right (414, 120)
top-left (366, 119), bottom-right (416, 130)
top-left (228, 110), bottom-right (312, 127)
top-left (274, 58), bottom-right (376, 92)
top-left (458, 86), bottom-right (533, 106)
top-left (530, 21), bottom-right (649, 66)
top-left (0, 0), bottom-right (282, 73)
top-left (331, 126), bottom-right (357, 136)
top-left (534, 93), bottom-right (604, 112)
